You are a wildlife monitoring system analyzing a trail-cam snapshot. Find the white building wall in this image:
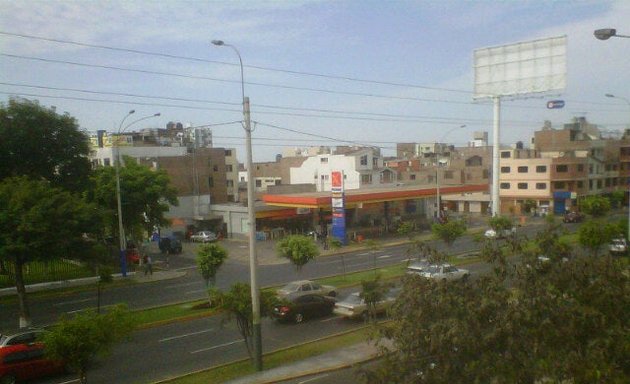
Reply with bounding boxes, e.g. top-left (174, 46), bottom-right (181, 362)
top-left (92, 146), bottom-right (188, 166)
top-left (290, 154), bottom-right (360, 191)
